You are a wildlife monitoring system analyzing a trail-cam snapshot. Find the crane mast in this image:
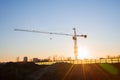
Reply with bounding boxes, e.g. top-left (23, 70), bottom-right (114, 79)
top-left (73, 28), bottom-right (78, 60)
top-left (14, 28), bottom-right (87, 60)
